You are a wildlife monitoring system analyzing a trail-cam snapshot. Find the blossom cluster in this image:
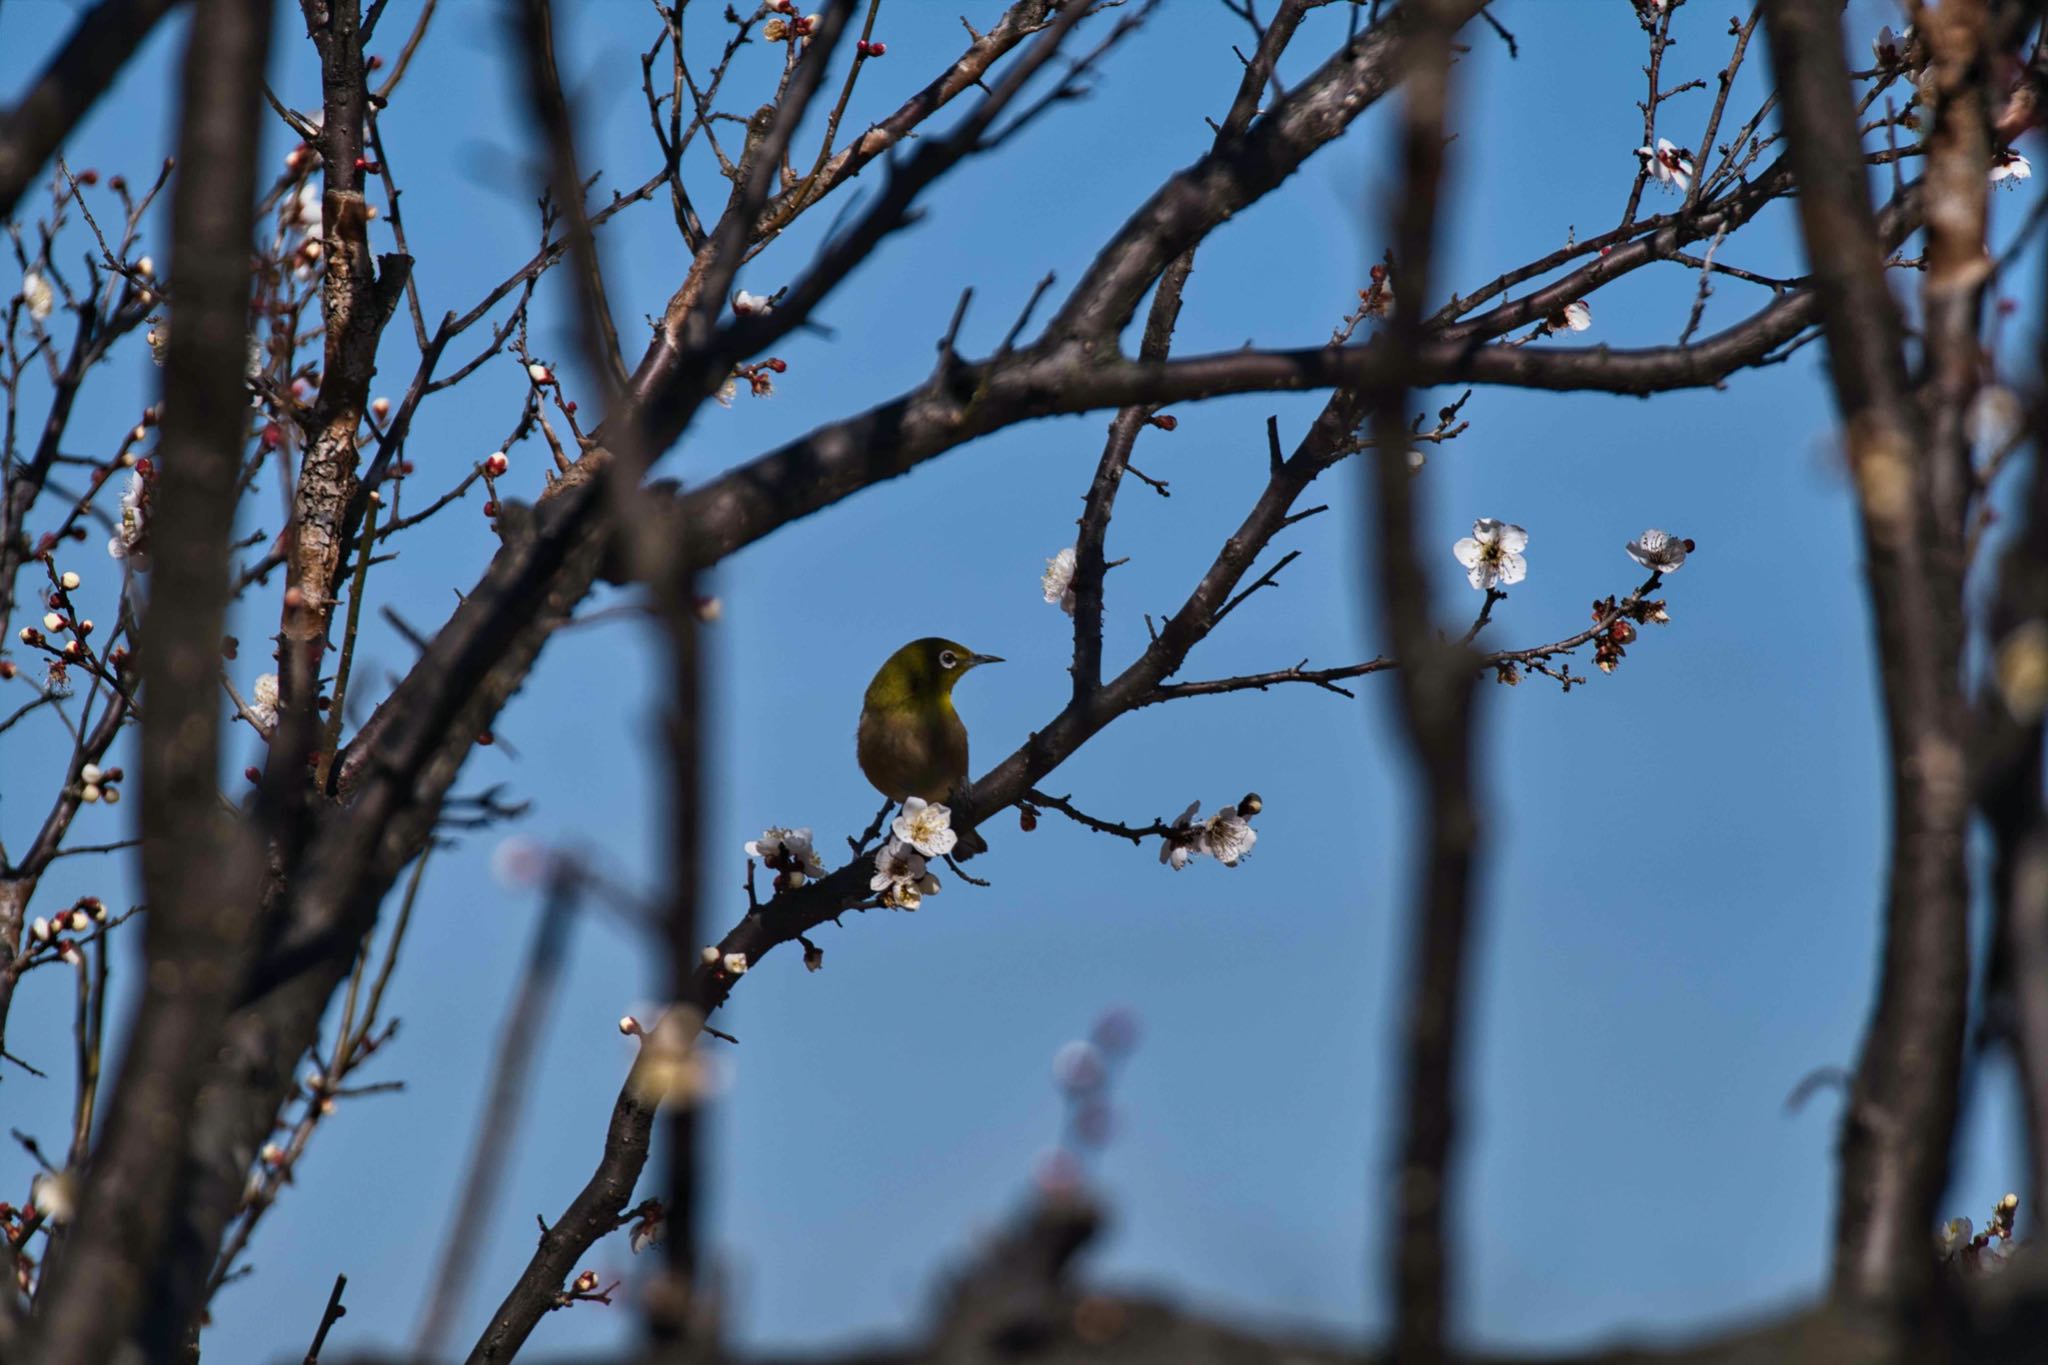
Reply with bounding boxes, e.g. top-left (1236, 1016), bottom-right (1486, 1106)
top-left (1158, 795), bottom-right (1260, 871)
top-left (870, 797), bottom-right (956, 909)
top-left (745, 825), bottom-right (826, 892)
